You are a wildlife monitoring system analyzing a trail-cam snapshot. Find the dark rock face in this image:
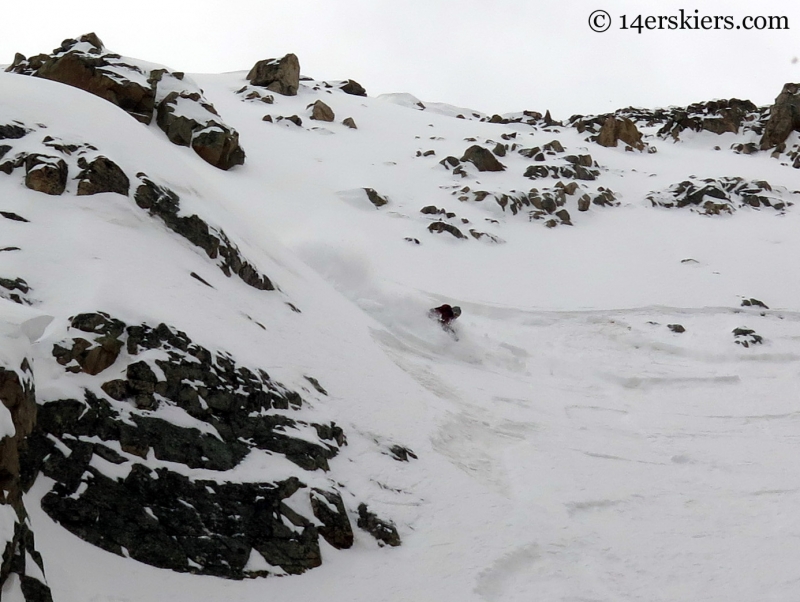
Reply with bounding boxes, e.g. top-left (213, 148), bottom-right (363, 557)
top-left (24, 155), bottom-right (67, 195)
top-left (309, 100), bottom-right (335, 122)
top-left (364, 188), bottom-right (388, 208)
top-left (357, 504), bottom-right (401, 547)
top-left (760, 83), bottom-right (800, 150)
top-left (7, 34), bottom-right (156, 125)
top-left (247, 54), bottom-right (300, 96)
top-left (134, 177), bottom-right (275, 290)
top-left (647, 177), bottom-right (795, 215)
top-left (76, 156), bottom-right (129, 196)
top-left (340, 80), bottom-right (367, 96)
top-left (596, 117), bottom-right (644, 150)
top-left (157, 92), bottom-right (245, 170)
top-left (22, 313), bottom-right (356, 578)
top-left (461, 145), bottom-right (506, 172)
